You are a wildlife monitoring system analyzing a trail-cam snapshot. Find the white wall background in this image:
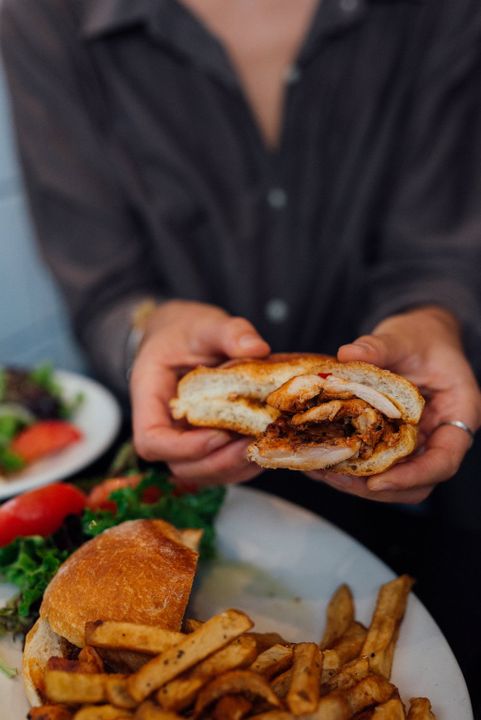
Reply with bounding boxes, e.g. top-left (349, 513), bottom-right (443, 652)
top-left (0, 61), bottom-right (86, 372)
